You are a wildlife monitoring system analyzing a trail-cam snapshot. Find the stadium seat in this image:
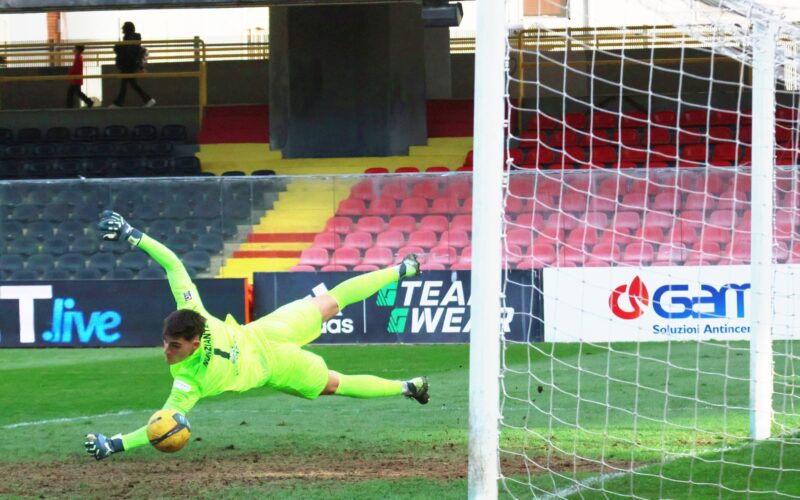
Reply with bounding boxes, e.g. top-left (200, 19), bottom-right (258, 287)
top-left (146, 158), bottom-right (172, 176)
top-left (507, 228), bottom-right (534, 249)
top-left (318, 264), bottom-right (346, 271)
top-left (527, 113), bottom-right (558, 131)
top-left (337, 198), bottom-right (367, 216)
top-left (612, 129), bottom-right (640, 146)
top-left (290, 265), bottom-right (317, 272)
top-left (420, 262), bottom-right (446, 271)
top-left (429, 245), bottom-right (458, 266)
top-left (407, 230), bottom-right (437, 249)
top-left (645, 127), bottom-right (672, 146)
top-left (439, 230), bottom-right (469, 249)
top-left (183, 250), bottom-right (211, 272)
top-left (450, 214), bottom-right (472, 233)
top-left (173, 157), bottom-right (202, 176)
top-left (196, 233), bottom-right (224, 254)
top-left (9, 236), bottom-right (39, 256)
top-left (0, 253), bottom-right (25, 276)
top-left (590, 146), bottom-right (617, 164)
top-left (17, 128), bottom-right (43, 144)
top-left (0, 128), bottom-right (13, 145)
top-left (87, 253), bottom-right (116, 275)
top-left (355, 216), bottom-right (385, 234)
top-left (343, 231), bottom-right (373, 250)
top-left (592, 111), bottom-right (618, 129)
top-left (299, 247), bottom-right (329, 267)
top-left (138, 266), bottom-right (167, 279)
top-left (396, 246), bottom-right (426, 264)
top-left (651, 192), bottom-right (679, 212)
top-left (26, 253), bottom-right (55, 275)
top-left (526, 147), bottom-right (556, 166)
top-left (410, 180), bottom-right (440, 200)
top-left (708, 209), bottom-right (736, 227)
top-left (425, 166), bottom-right (450, 173)
top-left (395, 166), bottom-right (420, 173)
top-left (70, 236), bottom-right (99, 255)
top-left (364, 167), bottom-right (389, 174)
top-left (681, 144), bottom-right (709, 163)
top-left (331, 247), bottom-right (361, 267)
top-left (566, 227), bottom-right (598, 247)
top-left (350, 181), bottom-right (376, 201)
top-left (132, 124), bottom-right (158, 141)
top-left (622, 242), bottom-right (655, 265)
top-left (160, 124), bottom-right (188, 142)
top-left (548, 129), bottom-right (579, 148)
top-left (361, 247), bottom-right (393, 267)
top-left (381, 181), bottom-right (408, 200)
top-left (56, 253), bottom-right (86, 274)
top-left (388, 215), bottom-right (417, 233)
top-left (111, 267), bottom-right (135, 279)
top-left (375, 230), bottom-right (405, 249)
top-left (26, 221), bottom-right (55, 241)
top-left (561, 192), bottom-right (587, 212)
top-left (43, 268), bottom-right (72, 280)
top-left (9, 269), bottom-right (38, 281)
top-left (643, 211), bottom-right (674, 229)
top-left (324, 216), bottom-right (353, 234)
top-left (102, 125), bottom-right (128, 142)
top-left (166, 234), bottom-right (194, 254)
top-left (442, 179), bottom-right (472, 200)
top-left (398, 197), bottom-right (429, 215)
top-left (118, 252), bottom-right (149, 272)
top-left (366, 197), bottom-right (397, 217)
top-left (667, 221), bottom-right (700, 245)
top-left (685, 241), bottom-right (722, 265)
top-left (1, 221), bottom-right (24, 242)
top-left (429, 197), bottom-right (462, 215)
top-left (419, 215), bottom-right (449, 233)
